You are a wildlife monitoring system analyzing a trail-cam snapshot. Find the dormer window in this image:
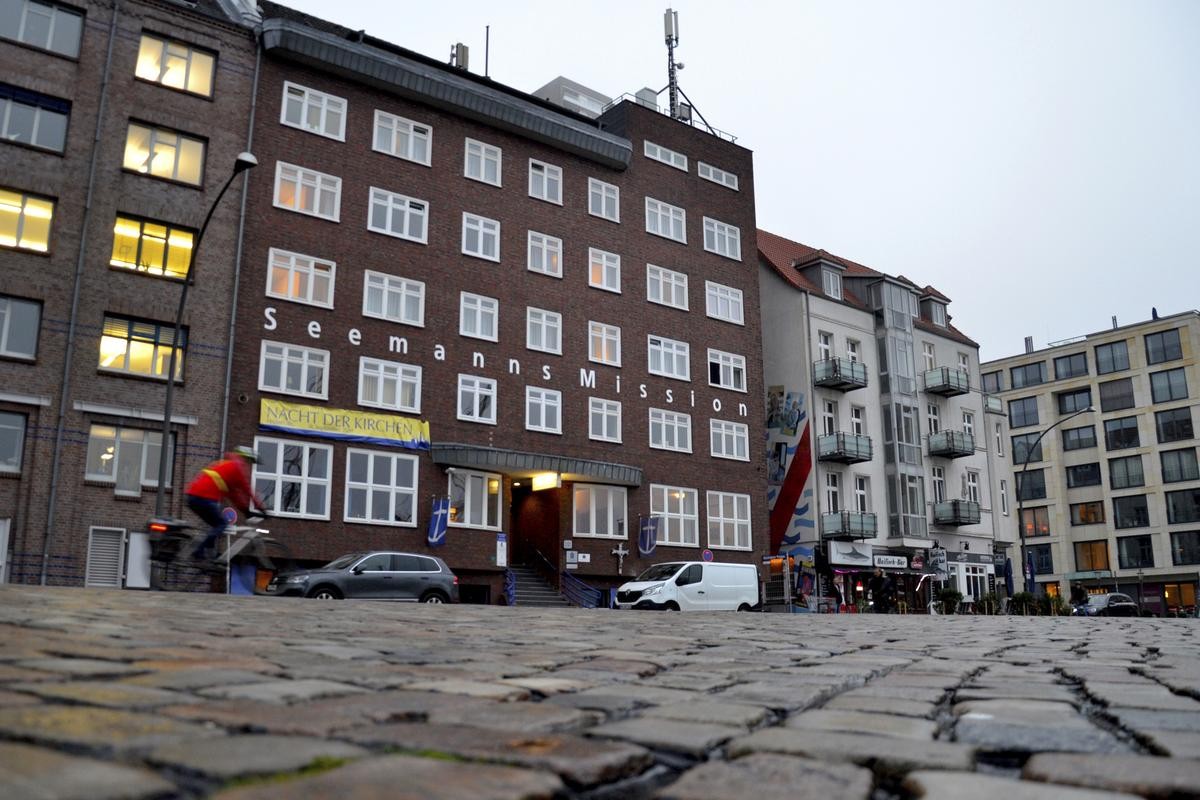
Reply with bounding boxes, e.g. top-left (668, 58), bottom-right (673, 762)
top-left (822, 268), bottom-right (842, 300)
top-left (931, 302), bottom-right (947, 327)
